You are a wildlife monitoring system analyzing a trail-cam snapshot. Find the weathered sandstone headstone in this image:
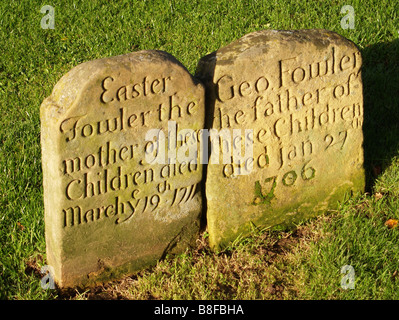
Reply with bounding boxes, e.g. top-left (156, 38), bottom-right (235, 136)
top-left (41, 50), bottom-right (205, 287)
top-left (196, 29), bottom-right (365, 249)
